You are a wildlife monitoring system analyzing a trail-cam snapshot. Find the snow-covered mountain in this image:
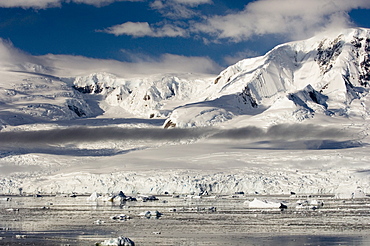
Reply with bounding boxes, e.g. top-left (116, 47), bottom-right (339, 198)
top-left (0, 28), bottom-right (369, 129)
top-left (72, 72), bottom-right (212, 119)
top-left (71, 28), bottom-right (370, 129)
top-left (165, 28), bottom-right (370, 128)
top-left (0, 41), bottom-right (213, 127)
